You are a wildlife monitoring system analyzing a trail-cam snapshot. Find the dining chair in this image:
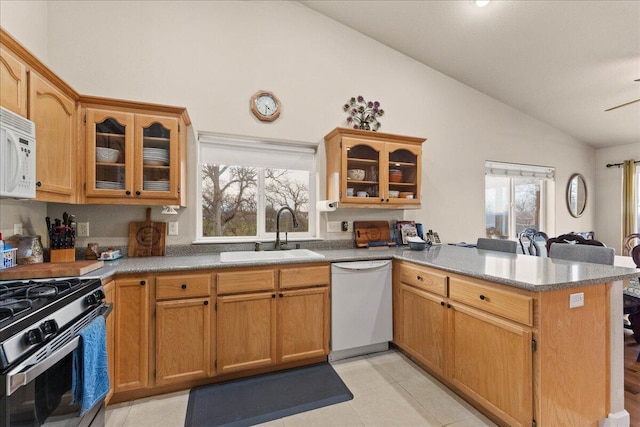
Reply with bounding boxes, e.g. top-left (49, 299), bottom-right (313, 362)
top-left (476, 238), bottom-right (517, 254)
top-left (548, 243), bottom-right (615, 265)
top-left (518, 228), bottom-right (548, 256)
top-left (624, 233), bottom-right (640, 256)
